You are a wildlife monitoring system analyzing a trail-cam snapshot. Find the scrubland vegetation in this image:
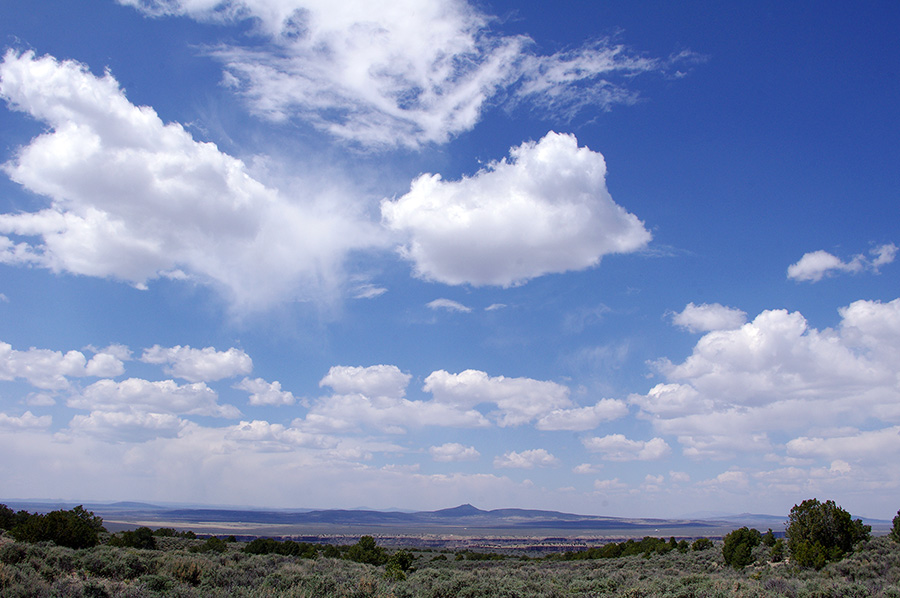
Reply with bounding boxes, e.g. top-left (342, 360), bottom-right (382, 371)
top-left (2, 502), bottom-right (899, 597)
